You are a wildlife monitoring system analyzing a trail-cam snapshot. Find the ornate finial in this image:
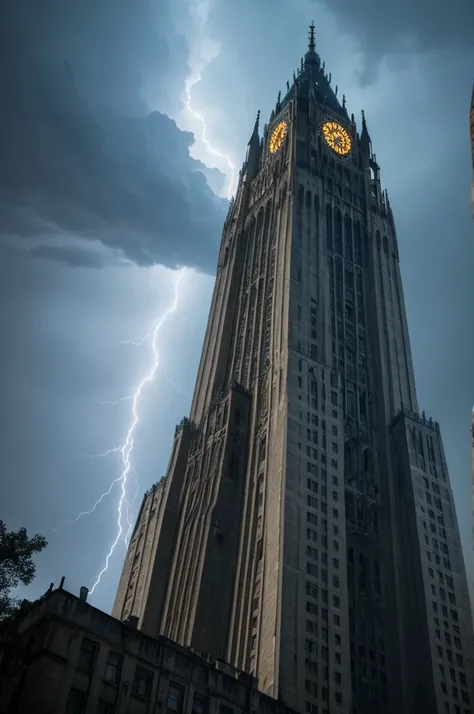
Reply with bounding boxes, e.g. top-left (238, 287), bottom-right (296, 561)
top-left (301, 57), bottom-right (304, 71)
top-left (342, 94), bottom-right (346, 109)
top-left (308, 21), bottom-right (316, 52)
top-left (361, 109), bottom-right (367, 130)
top-left (277, 90), bottom-right (281, 104)
top-left (335, 85), bottom-right (338, 96)
top-left (286, 80), bottom-right (290, 91)
top-left (254, 110), bottom-right (260, 132)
